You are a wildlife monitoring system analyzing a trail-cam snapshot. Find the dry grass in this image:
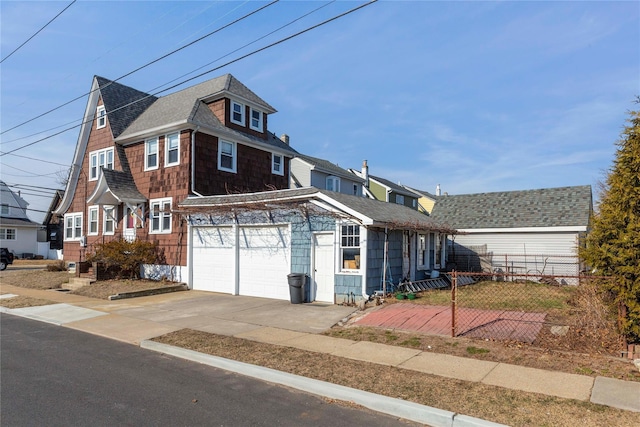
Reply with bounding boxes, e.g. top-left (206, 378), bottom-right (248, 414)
top-left (0, 269), bottom-right (69, 290)
top-left (0, 295), bottom-right (56, 309)
top-left (69, 279), bottom-right (183, 299)
top-left (153, 329), bottom-right (638, 427)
